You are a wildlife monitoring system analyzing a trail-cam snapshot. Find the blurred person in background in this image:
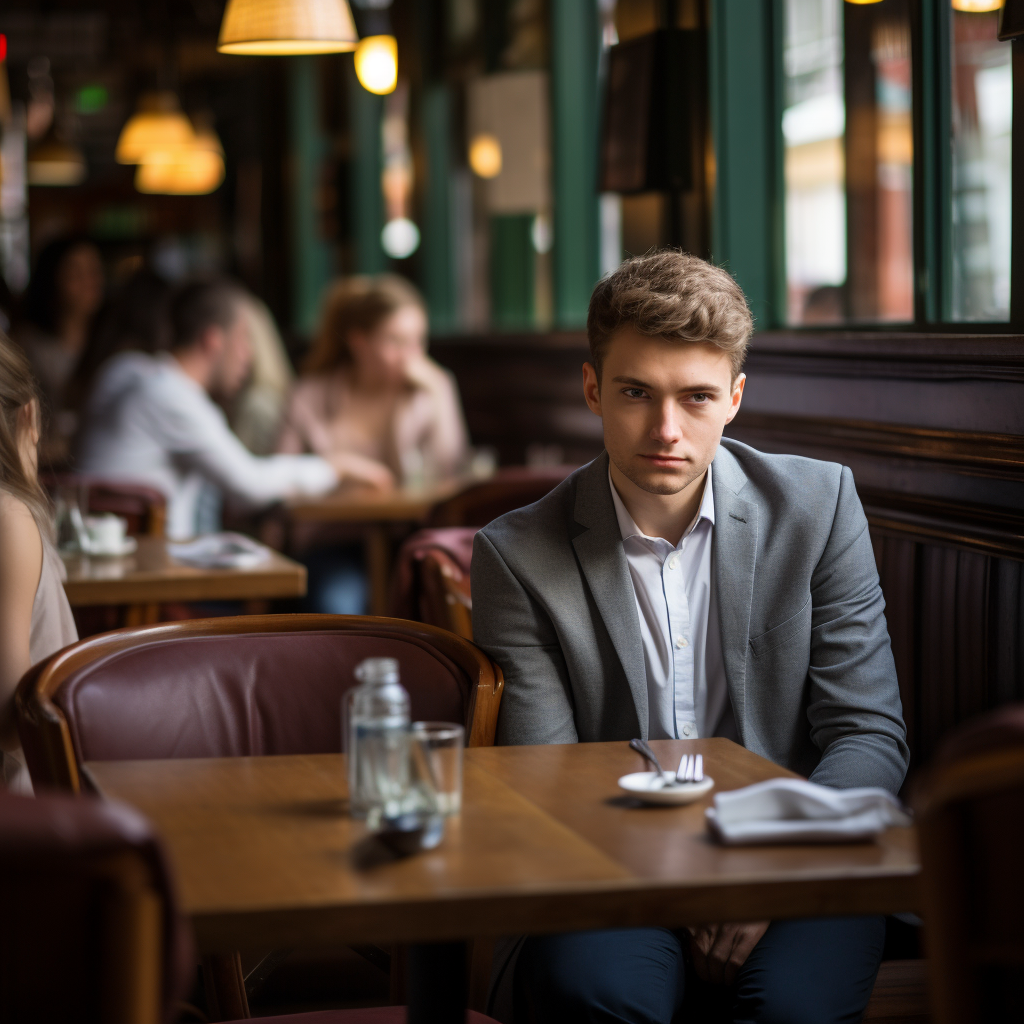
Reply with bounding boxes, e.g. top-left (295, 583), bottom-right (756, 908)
top-left (16, 236), bottom-right (105, 455)
top-left (65, 268), bottom-right (172, 417)
top-left (0, 334), bottom-right (78, 793)
top-left (229, 294), bottom-right (294, 455)
top-left (76, 278), bottom-right (345, 540)
top-left (278, 274), bottom-right (469, 489)
top-left (276, 274), bottom-right (469, 615)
